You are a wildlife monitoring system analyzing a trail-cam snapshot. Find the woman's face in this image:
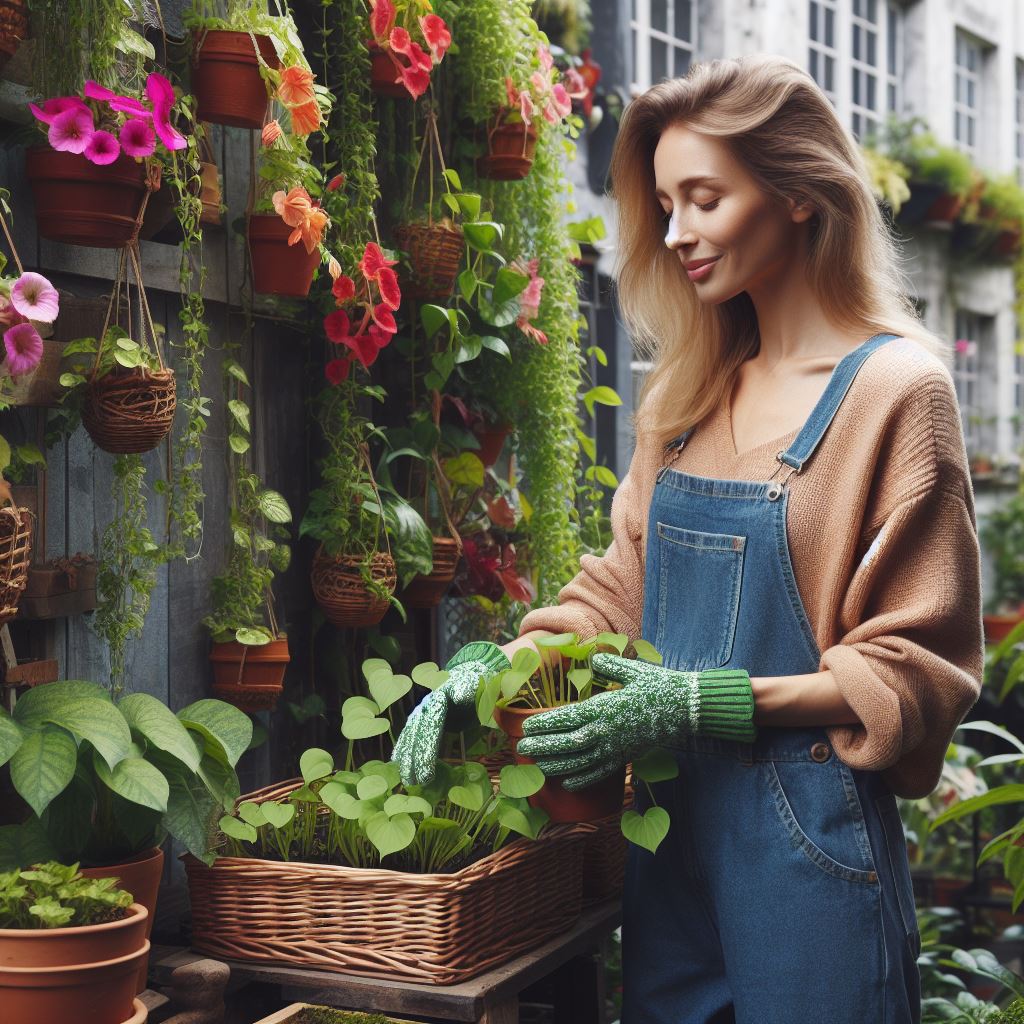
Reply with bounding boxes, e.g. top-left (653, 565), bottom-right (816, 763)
top-left (653, 123), bottom-right (813, 303)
